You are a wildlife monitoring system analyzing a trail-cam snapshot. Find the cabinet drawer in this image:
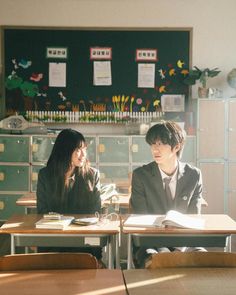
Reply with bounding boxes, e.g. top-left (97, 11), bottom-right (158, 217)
top-left (31, 164), bottom-right (45, 192)
top-left (0, 194), bottom-right (25, 221)
top-left (0, 136), bottom-right (29, 162)
top-left (0, 165), bottom-right (30, 192)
